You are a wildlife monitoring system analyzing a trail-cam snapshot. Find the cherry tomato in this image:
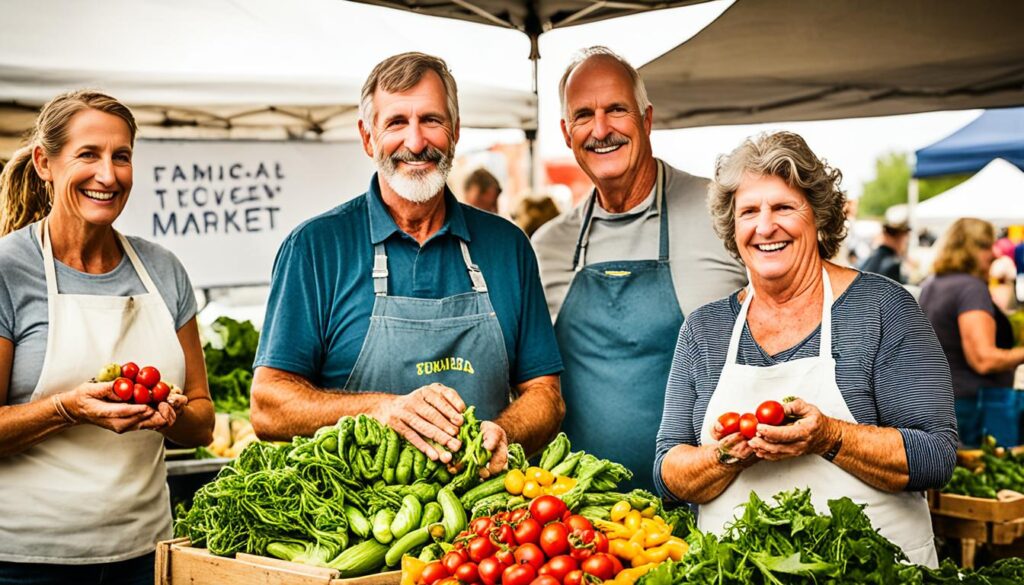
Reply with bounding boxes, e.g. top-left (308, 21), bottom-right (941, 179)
top-left (471, 517), bottom-right (494, 538)
top-left (442, 551), bottom-right (468, 575)
top-left (468, 536), bottom-right (495, 563)
top-left (530, 495), bottom-right (567, 525)
top-left (455, 562), bottom-right (481, 584)
top-left (421, 561), bottom-right (449, 585)
top-left (580, 554), bottom-right (617, 581)
top-left (112, 377), bottom-right (134, 401)
top-left (563, 515), bottom-right (592, 534)
top-left (120, 362), bottom-right (139, 382)
top-left (717, 411), bottom-right (741, 435)
top-left (478, 557), bottom-right (506, 585)
top-left (135, 366), bottom-right (161, 389)
top-left (563, 570), bottom-right (585, 585)
top-left (495, 549), bottom-right (516, 566)
top-left (151, 381), bottom-right (171, 403)
top-left (514, 543), bottom-right (546, 570)
top-left (132, 383), bottom-right (151, 405)
top-left (532, 576), bottom-right (562, 585)
top-left (739, 412), bottom-right (759, 439)
top-left (514, 517), bottom-right (542, 546)
top-left (538, 555), bottom-right (578, 582)
top-left (756, 400), bottom-right (785, 426)
top-left (540, 522), bottom-right (570, 558)
top-left (502, 563), bottom-right (537, 585)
